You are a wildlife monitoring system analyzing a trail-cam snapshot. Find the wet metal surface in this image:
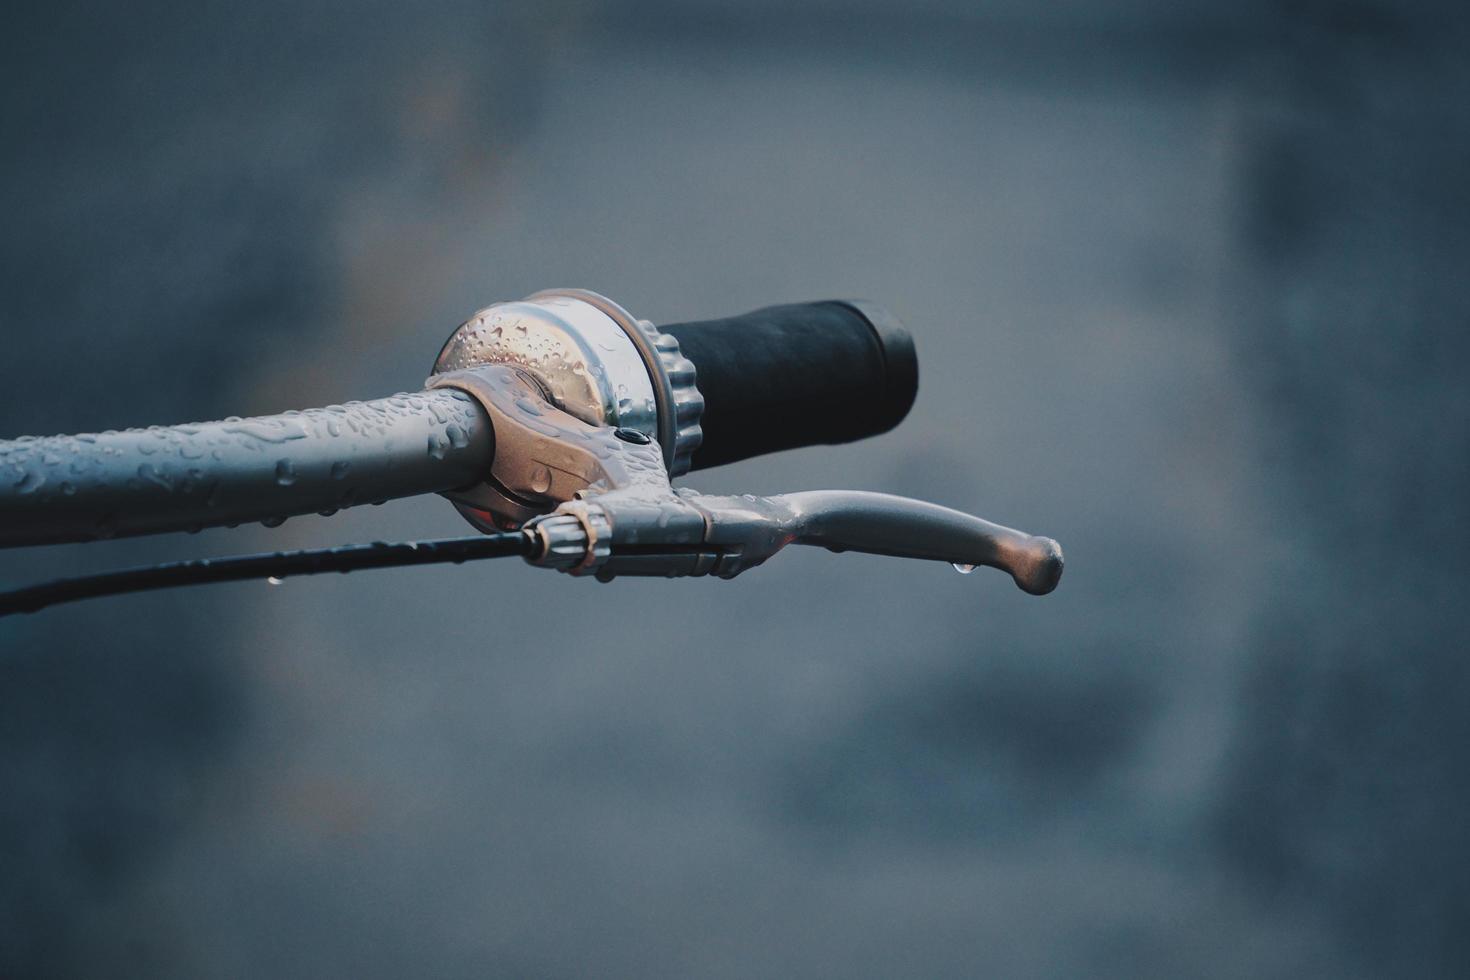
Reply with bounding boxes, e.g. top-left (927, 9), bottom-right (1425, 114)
top-left (0, 391), bottom-right (490, 546)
